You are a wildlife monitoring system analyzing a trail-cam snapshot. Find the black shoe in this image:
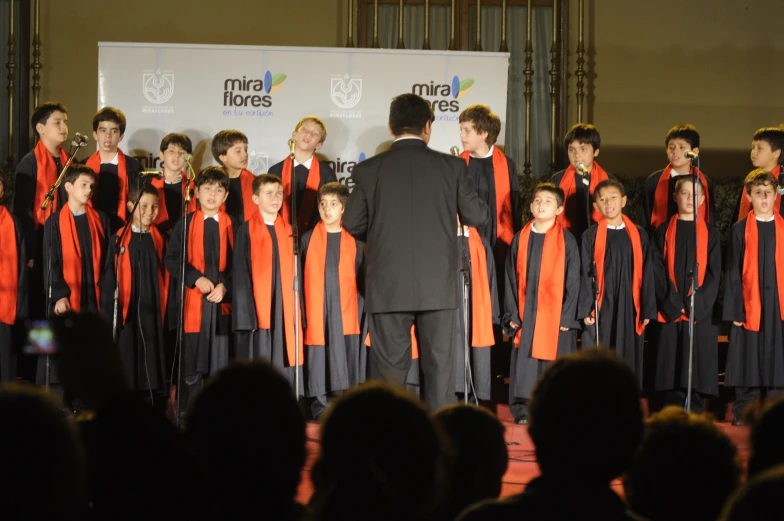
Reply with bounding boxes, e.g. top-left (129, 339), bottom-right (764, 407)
top-left (515, 416), bottom-right (529, 425)
top-left (731, 417), bottom-right (746, 427)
